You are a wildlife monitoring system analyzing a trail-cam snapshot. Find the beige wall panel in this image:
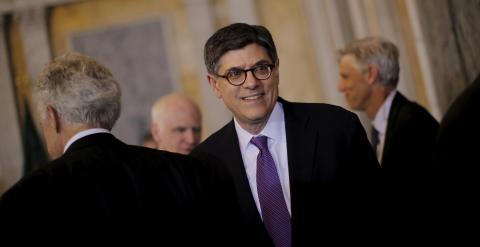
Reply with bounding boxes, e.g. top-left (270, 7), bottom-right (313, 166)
top-left (395, 0), bottom-right (430, 110)
top-left (211, 0), bottom-right (231, 30)
top-left (257, 0), bottom-right (323, 103)
top-left (49, 0), bottom-right (211, 143)
top-left (50, 0), bottom-right (199, 96)
top-left (0, 19), bottom-right (23, 195)
top-left (303, 0), bottom-right (347, 107)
